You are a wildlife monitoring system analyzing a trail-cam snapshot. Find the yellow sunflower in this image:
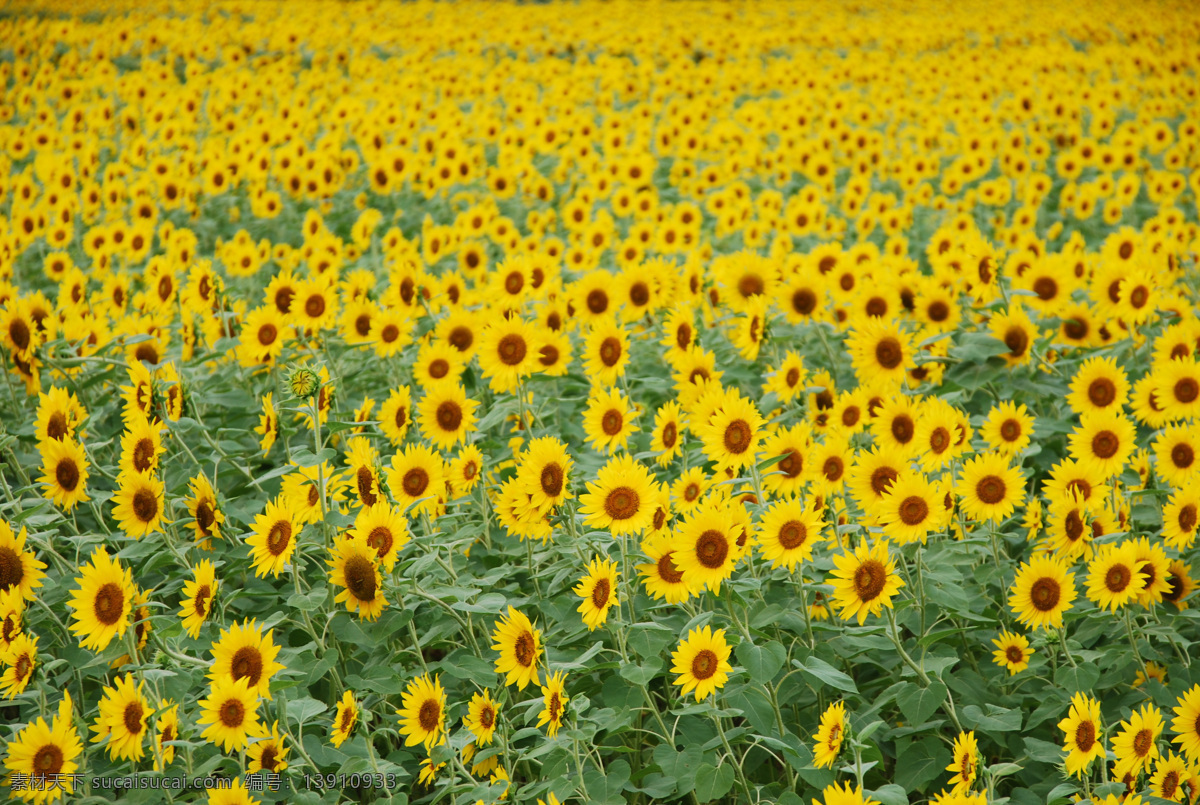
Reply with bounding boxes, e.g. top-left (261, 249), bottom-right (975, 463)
top-left (110, 470), bottom-right (166, 539)
top-left (518, 436), bottom-right (573, 511)
top-left (348, 502), bottom-right (409, 572)
top-left (755, 498), bottom-right (823, 571)
top-left (650, 401), bottom-right (685, 467)
top-left (1069, 409), bottom-right (1137, 478)
top-left (153, 702), bottom-right (180, 771)
top-left (89, 673), bottom-right (149, 761)
top-left (491, 606), bottom-right (542, 690)
top-left (0, 632), bottom-right (38, 698)
top-left (179, 559), bottom-right (218, 640)
top-left (463, 689), bottom-right (501, 746)
top-left (1067, 356), bottom-right (1130, 415)
top-left (696, 391), bottom-right (765, 472)
top-left (477, 315), bottom-right (537, 393)
top-left (208, 619), bottom-right (284, 700)
top-left (185, 474), bottom-right (225, 549)
top-left (198, 676), bottom-right (265, 753)
top-left (812, 701), bottom-right (846, 769)
top-left (980, 401), bottom-right (1035, 456)
top-left (579, 453), bottom-right (657, 536)
top-left (1085, 541), bottom-right (1148, 612)
top-left (1009, 554), bottom-right (1077, 630)
top-left (1171, 684), bottom-right (1200, 761)
top-left (1154, 424), bottom-right (1200, 488)
top-left (573, 557), bottom-right (619, 631)
top-left (37, 437), bottom-right (90, 511)
top-left (945, 731), bottom-right (979, 793)
top-left (828, 540), bottom-right (905, 624)
top-left (67, 547), bottom-right (134, 651)
top-left (583, 318), bottom-right (630, 387)
top-left (846, 317), bottom-right (915, 386)
top-left (255, 393), bottom-right (278, 455)
top-left (245, 498), bottom-right (299, 578)
top-left (385, 443), bottom-right (445, 517)
top-left (331, 690), bottom-right (358, 748)
top-left (34, 386), bottom-right (86, 444)
top-left (248, 720), bottom-right (289, 773)
top-left (416, 383), bottom-right (478, 449)
top-left (4, 696), bottom-right (83, 804)
top-left (1111, 703), bottom-right (1163, 779)
top-left (956, 452), bottom-right (1024, 523)
top-left (878, 472), bottom-right (945, 545)
top-left (670, 626), bottom-right (733, 702)
top-left (582, 386), bottom-right (639, 453)
top-left (397, 674), bottom-right (447, 751)
top-left (670, 500), bottom-right (741, 594)
top-left (637, 534), bottom-right (694, 604)
top-left (537, 670), bottom-right (569, 737)
top-left (990, 630), bottom-right (1032, 675)
top-left (0, 521), bottom-right (46, 602)
top-left (1149, 753), bottom-right (1192, 802)
top-left (1058, 693), bottom-right (1105, 778)
top-left (328, 536), bottom-right (387, 621)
